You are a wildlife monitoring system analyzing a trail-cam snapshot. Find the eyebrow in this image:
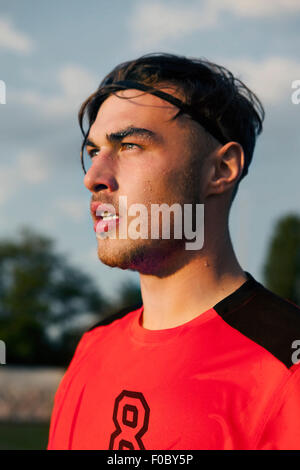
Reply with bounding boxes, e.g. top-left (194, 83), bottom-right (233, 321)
top-left (85, 126), bottom-right (159, 148)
